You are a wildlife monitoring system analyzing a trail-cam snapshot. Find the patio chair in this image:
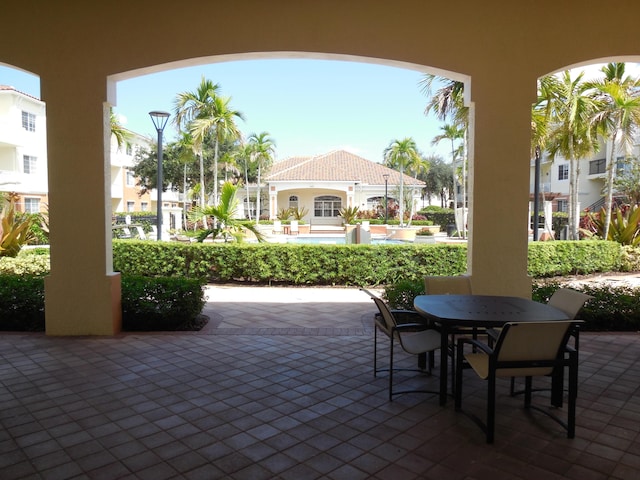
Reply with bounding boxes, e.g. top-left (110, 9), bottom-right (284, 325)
top-left (455, 320), bottom-right (582, 443)
top-left (423, 275), bottom-right (472, 296)
top-left (272, 220), bottom-right (283, 234)
top-left (506, 288), bottom-right (592, 396)
top-left (424, 275), bottom-right (476, 387)
top-left (361, 288), bottom-right (441, 401)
